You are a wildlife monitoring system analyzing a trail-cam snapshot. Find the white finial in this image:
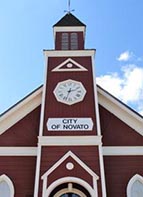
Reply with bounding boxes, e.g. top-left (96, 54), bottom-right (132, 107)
top-left (68, 0), bottom-right (70, 13)
top-left (64, 0), bottom-right (75, 14)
